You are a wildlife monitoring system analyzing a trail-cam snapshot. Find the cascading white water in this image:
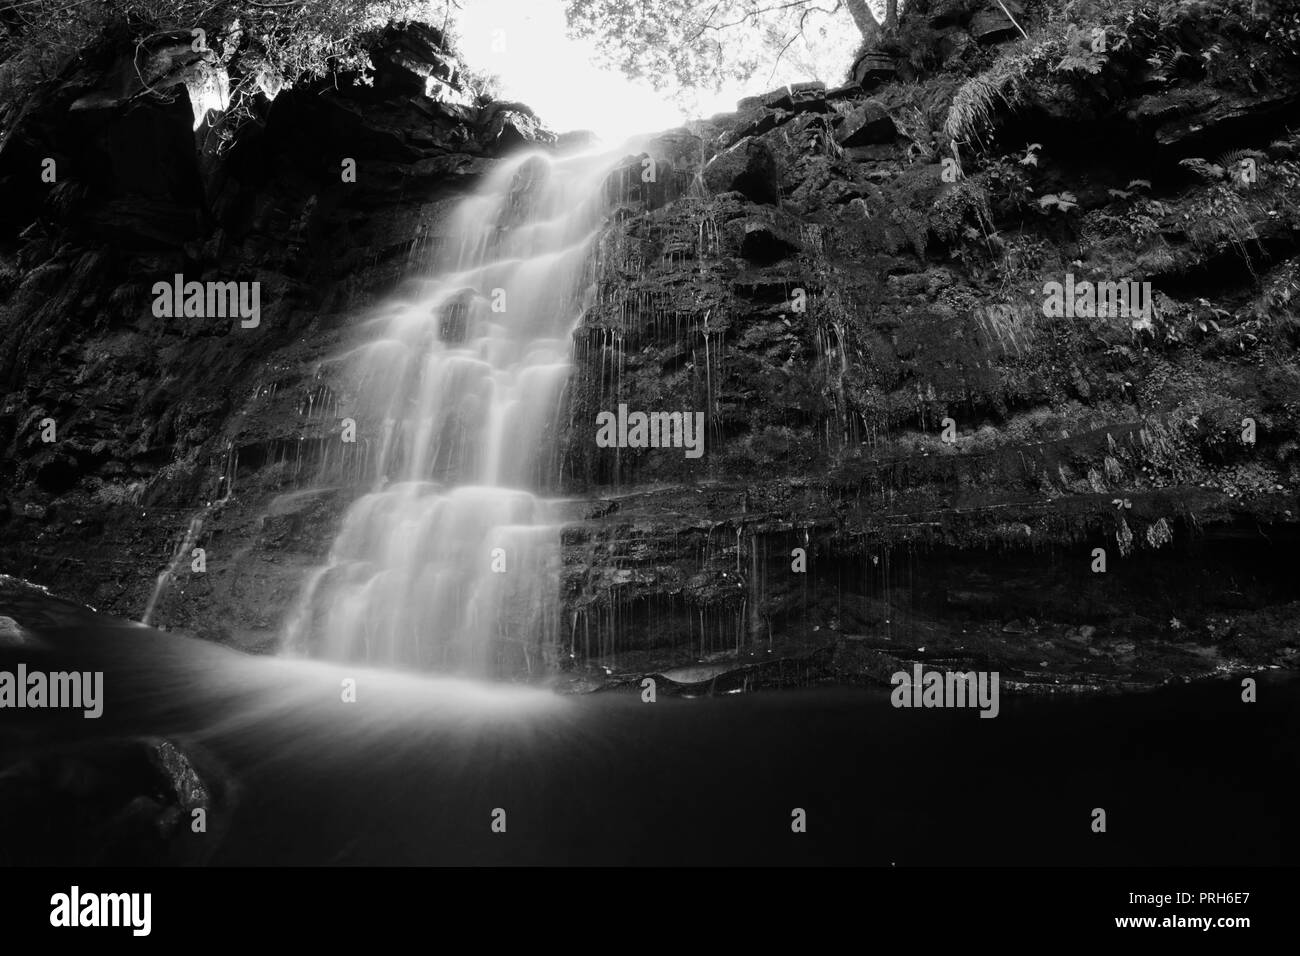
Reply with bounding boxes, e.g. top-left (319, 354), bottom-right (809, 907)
top-left (284, 147), bottom-right (619, 675)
